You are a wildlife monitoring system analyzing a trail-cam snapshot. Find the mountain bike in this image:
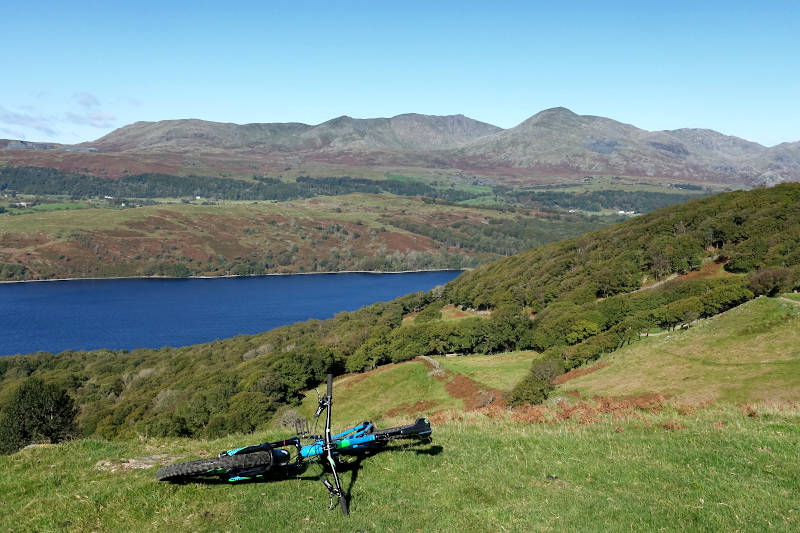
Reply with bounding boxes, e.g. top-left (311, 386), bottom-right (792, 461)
top-left (156, 374), bottom-right (433, 515)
